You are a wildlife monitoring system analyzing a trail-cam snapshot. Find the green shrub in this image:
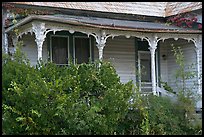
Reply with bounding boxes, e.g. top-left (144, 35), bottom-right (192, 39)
top-left (144, 94), bottom-right (202, 135)
top-left (144, 95), bottom-right (183, 135)
top-left (2, 50), bottom-right (134, 135)
top-left (2, 44), bottom-right (201, 135)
